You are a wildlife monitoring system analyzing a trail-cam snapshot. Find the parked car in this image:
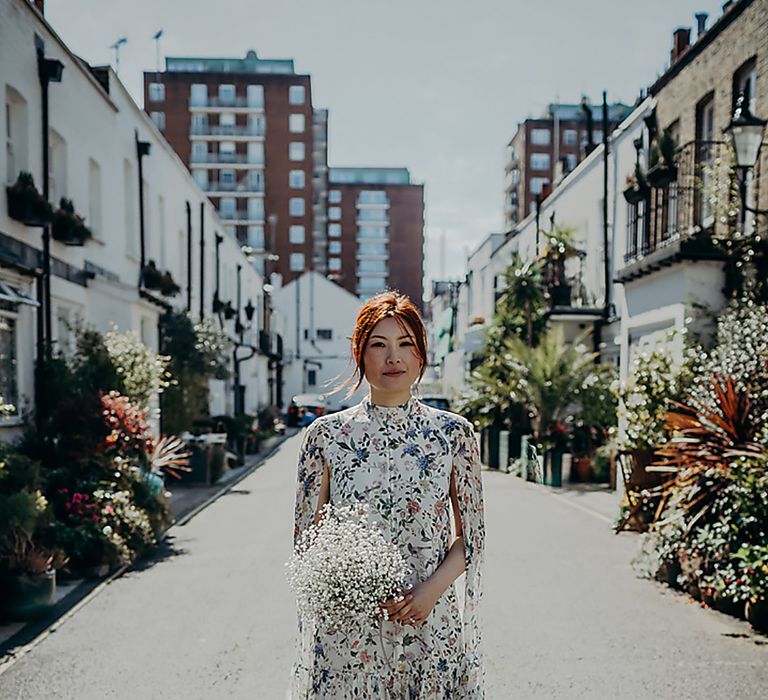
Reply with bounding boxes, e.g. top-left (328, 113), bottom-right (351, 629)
top-left (419, 394), bottom-right (452, 412)
top-left (286, 393), bottom-right (329, 427)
